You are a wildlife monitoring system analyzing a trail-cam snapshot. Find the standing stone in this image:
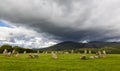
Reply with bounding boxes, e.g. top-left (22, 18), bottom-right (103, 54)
top-left (94, 56), bottom-right (99, 58)
top-left (103, 50), bottom-right (106, 55)
top-left (37, 50), bottom-right (39, 54)
top-left (42, 51), bottom-right (45, 54)
top-left (89, 50), bottom-right (91, 54)
top-left (97, 51), bottom-right (104, 58)
top-left (80, 54), bottom-right (87, 60)
top-left (28, 54), bottom-right (33, 58)
top-left (51, 52), bottom-right (58, 59)
top-left (7, 52), bottom-right (12, 57)
top-left (24, 51), bottom-right (26, 54)
top-left (16, 52), bottom-right (19, 57)
top-left (34, 53), bottom-right (39, 58)
top-left (64, 52), bottom-right (69, 54)
top-left (71, 50), bottom-right (74, 54)
top-left (102, 50), bottom-right (106, 57)
top-left (89, 56), bottom-right (94, 59)
top-left (3, 49), bottom-right (8, 55)
top-left (45, 51), bottom-right (48, 54)
top-left (98, 51), bottom-right (102, 56)
top-left (84, 50), bottom-right (87, 54)
top-left (58, 51), bottom-right (63, 54)
top-left (12, 49), bottom-right (16, 54)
